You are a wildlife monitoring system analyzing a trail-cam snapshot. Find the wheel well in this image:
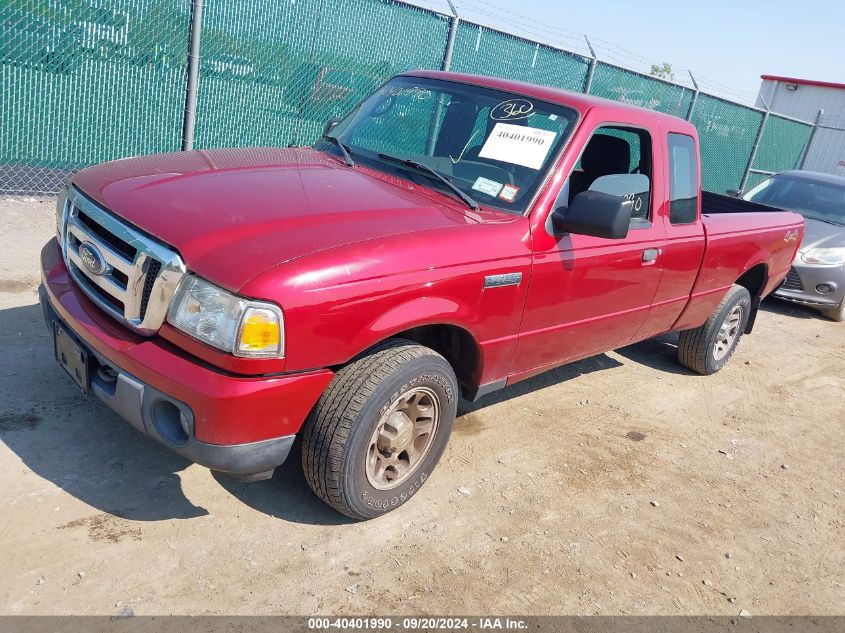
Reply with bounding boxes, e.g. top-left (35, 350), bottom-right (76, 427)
top-left (396, 324), bottom-right (481, 399)
top-left (735, 263), bottom-right (768, 333)
top-left (735, 263), bottom-right (768, 299)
